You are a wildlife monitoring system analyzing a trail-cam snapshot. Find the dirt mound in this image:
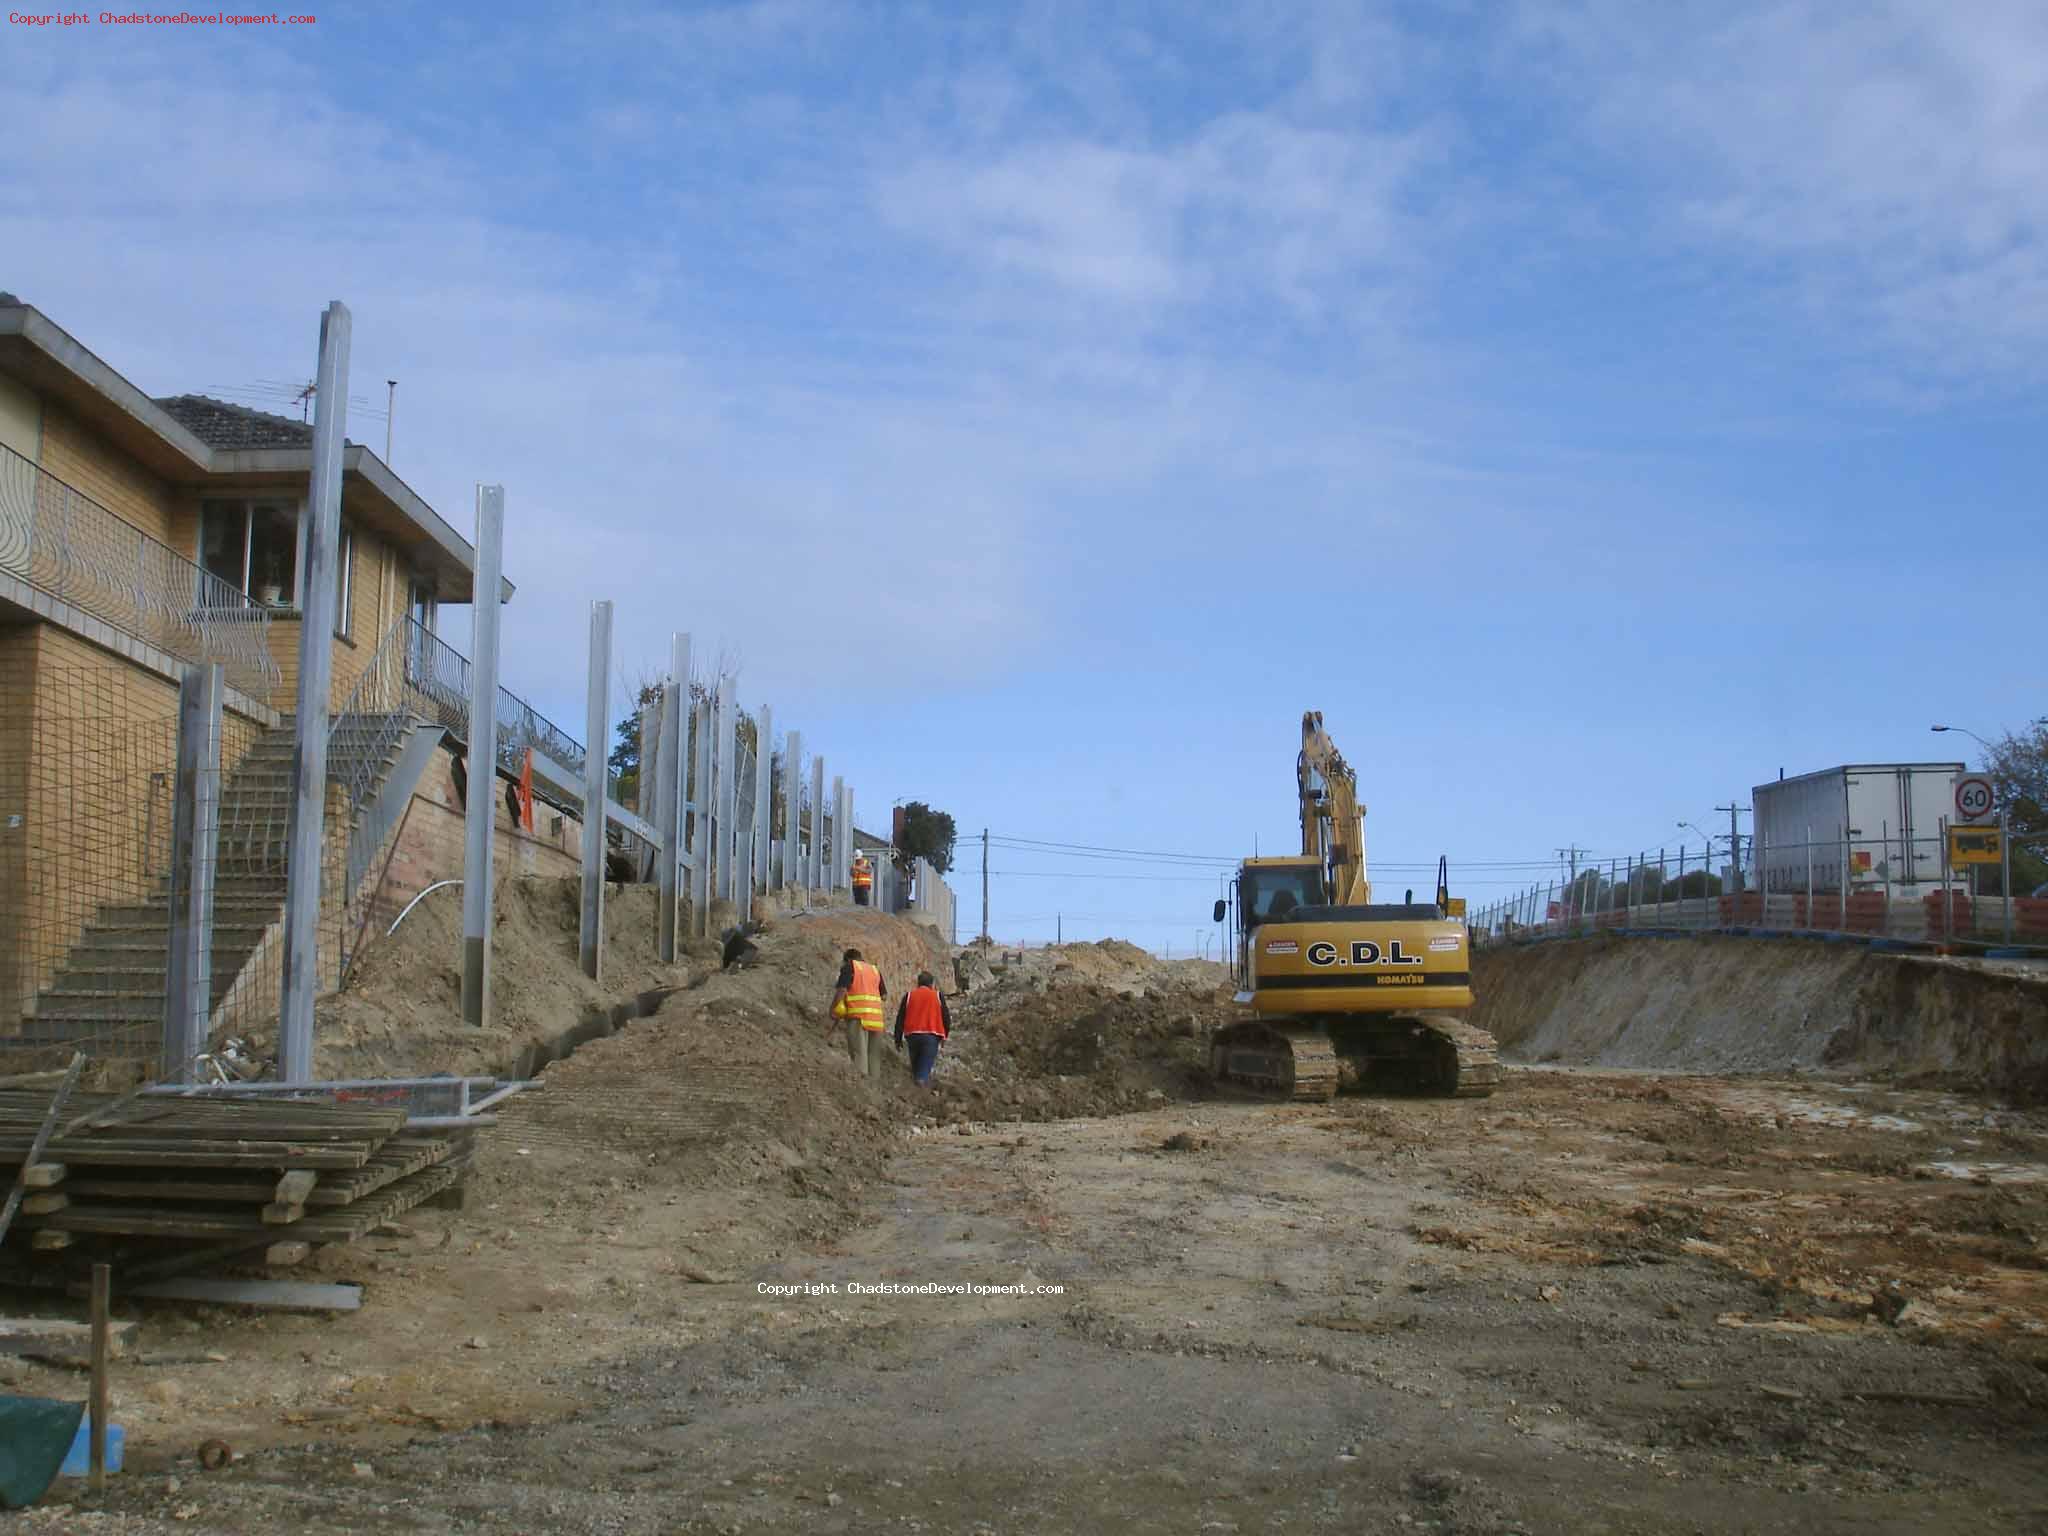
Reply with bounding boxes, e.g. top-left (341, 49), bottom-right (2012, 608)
top-left (1473, 935), bottom-right (2048, 1101)
top-left (315, 874), bottom-right (699, 1080)
top-left (930, 980), bottom-right (1238, 1121)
